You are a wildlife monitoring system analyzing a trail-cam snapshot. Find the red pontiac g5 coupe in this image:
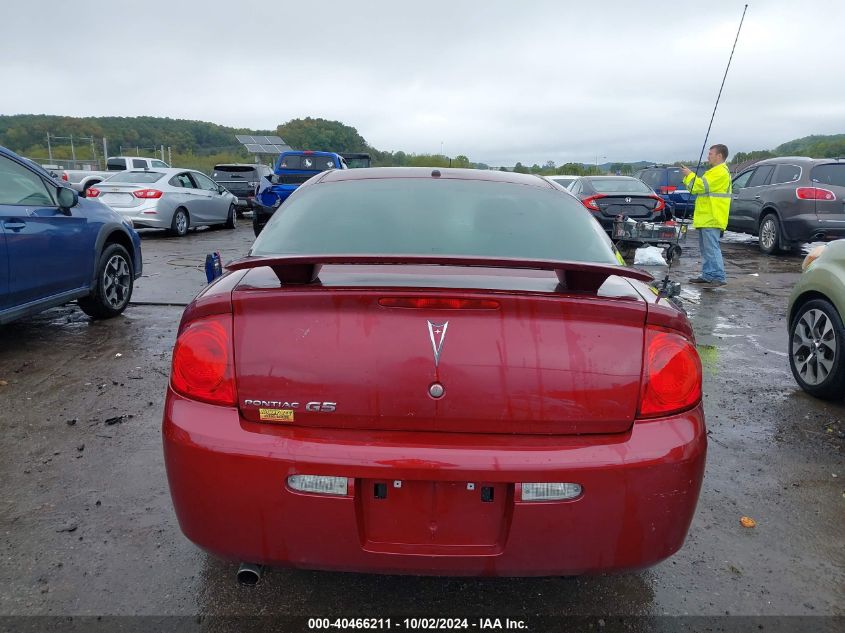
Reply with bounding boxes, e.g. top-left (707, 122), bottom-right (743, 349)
top-left (163, 167), bottom-right (706, 577)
